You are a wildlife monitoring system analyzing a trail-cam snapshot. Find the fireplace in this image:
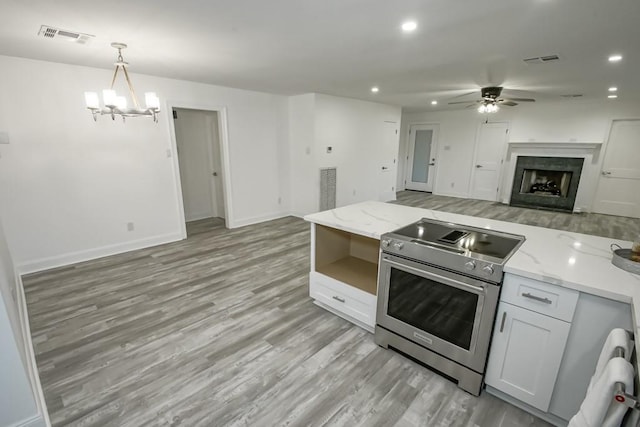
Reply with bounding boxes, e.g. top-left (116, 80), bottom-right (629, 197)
top-left (510, 156), bottom-right (584, 212)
